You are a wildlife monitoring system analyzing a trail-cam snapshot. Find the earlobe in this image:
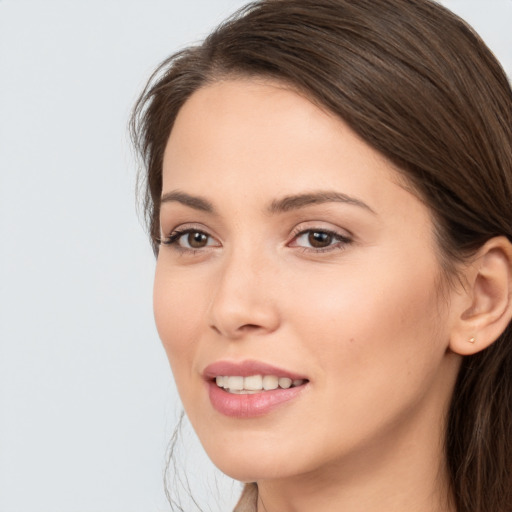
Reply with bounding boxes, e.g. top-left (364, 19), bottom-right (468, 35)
top-left (449, 236), bottom-right (512, 356)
